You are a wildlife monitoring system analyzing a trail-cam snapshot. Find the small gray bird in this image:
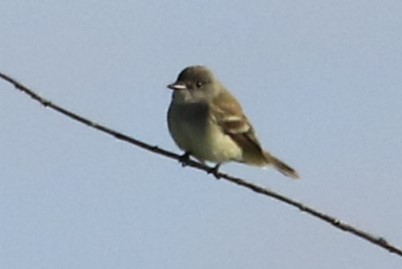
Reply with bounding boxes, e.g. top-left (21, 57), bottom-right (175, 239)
top-left (167, 65), bottom-right (299, 179)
